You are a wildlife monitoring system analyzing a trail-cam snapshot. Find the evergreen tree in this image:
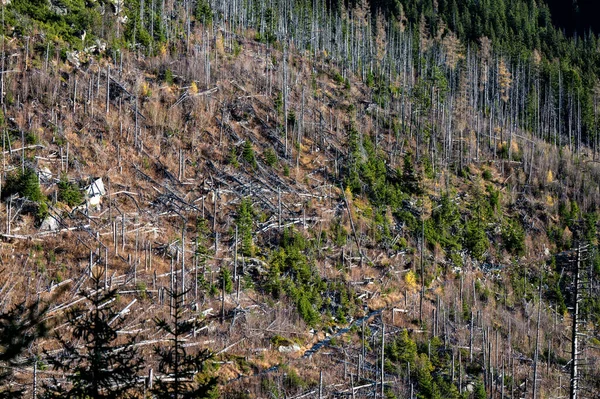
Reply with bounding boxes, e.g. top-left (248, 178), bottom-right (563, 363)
top-left (219, 267), bottom-right (233, 294)
top-left (473, 379), bottom-right (487, 399)
top-left (57, 176), bottom-right (83, 207)
top-left (400, 153), bottom-right (422, 196)
top-left (236, 198), bottom-right (255, 257)
top-left (0, 298), bottom-right (51, 398)
top-left (2, 167), bottom-right (43, 202)
top-left (194, 0), bottom-right (213, 25)
top-left (387, 329), bottom-right (417, 366)
top-left (152, 288), bottom-right (218, 399)
top-left (43, 276), bottom-right (143, 398)
top-left (242, 141), bottom-right (257, 168)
